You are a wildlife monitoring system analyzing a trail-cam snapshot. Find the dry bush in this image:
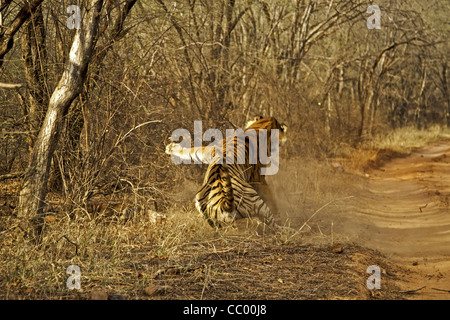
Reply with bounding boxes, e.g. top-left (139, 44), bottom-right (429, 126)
top-left (0, 202), bottom-right (215, 299)
top-left (344, 125), bottom-right (450, 173)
